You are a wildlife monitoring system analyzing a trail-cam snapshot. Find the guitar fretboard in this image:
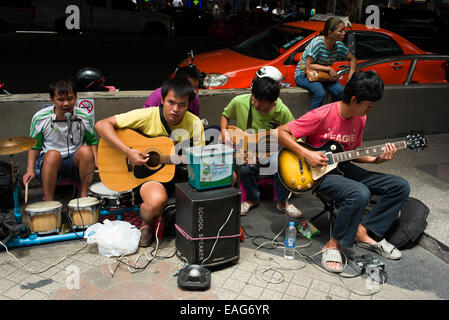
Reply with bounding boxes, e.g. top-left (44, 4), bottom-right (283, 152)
top-left (332, 141), bottom-right (406, 163)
